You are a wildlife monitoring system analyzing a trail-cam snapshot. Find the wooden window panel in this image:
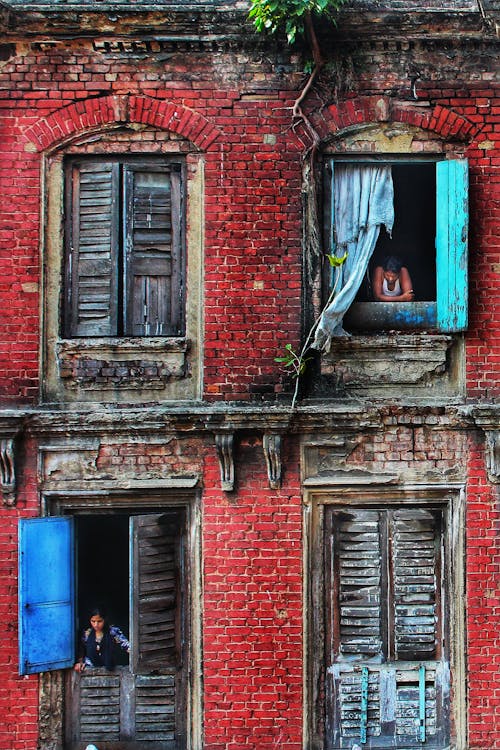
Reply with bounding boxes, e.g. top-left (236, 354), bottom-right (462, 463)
top-left (65, 161), bottom-right (120, 337)
top-left (124, 164), bottom-right (183, 336)
top-left (325, 505), bottom-right (447, 749)
top-left (64, 158), bottom-right (185, 339)
top-left (131, 511), bottom-right (184, 674)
